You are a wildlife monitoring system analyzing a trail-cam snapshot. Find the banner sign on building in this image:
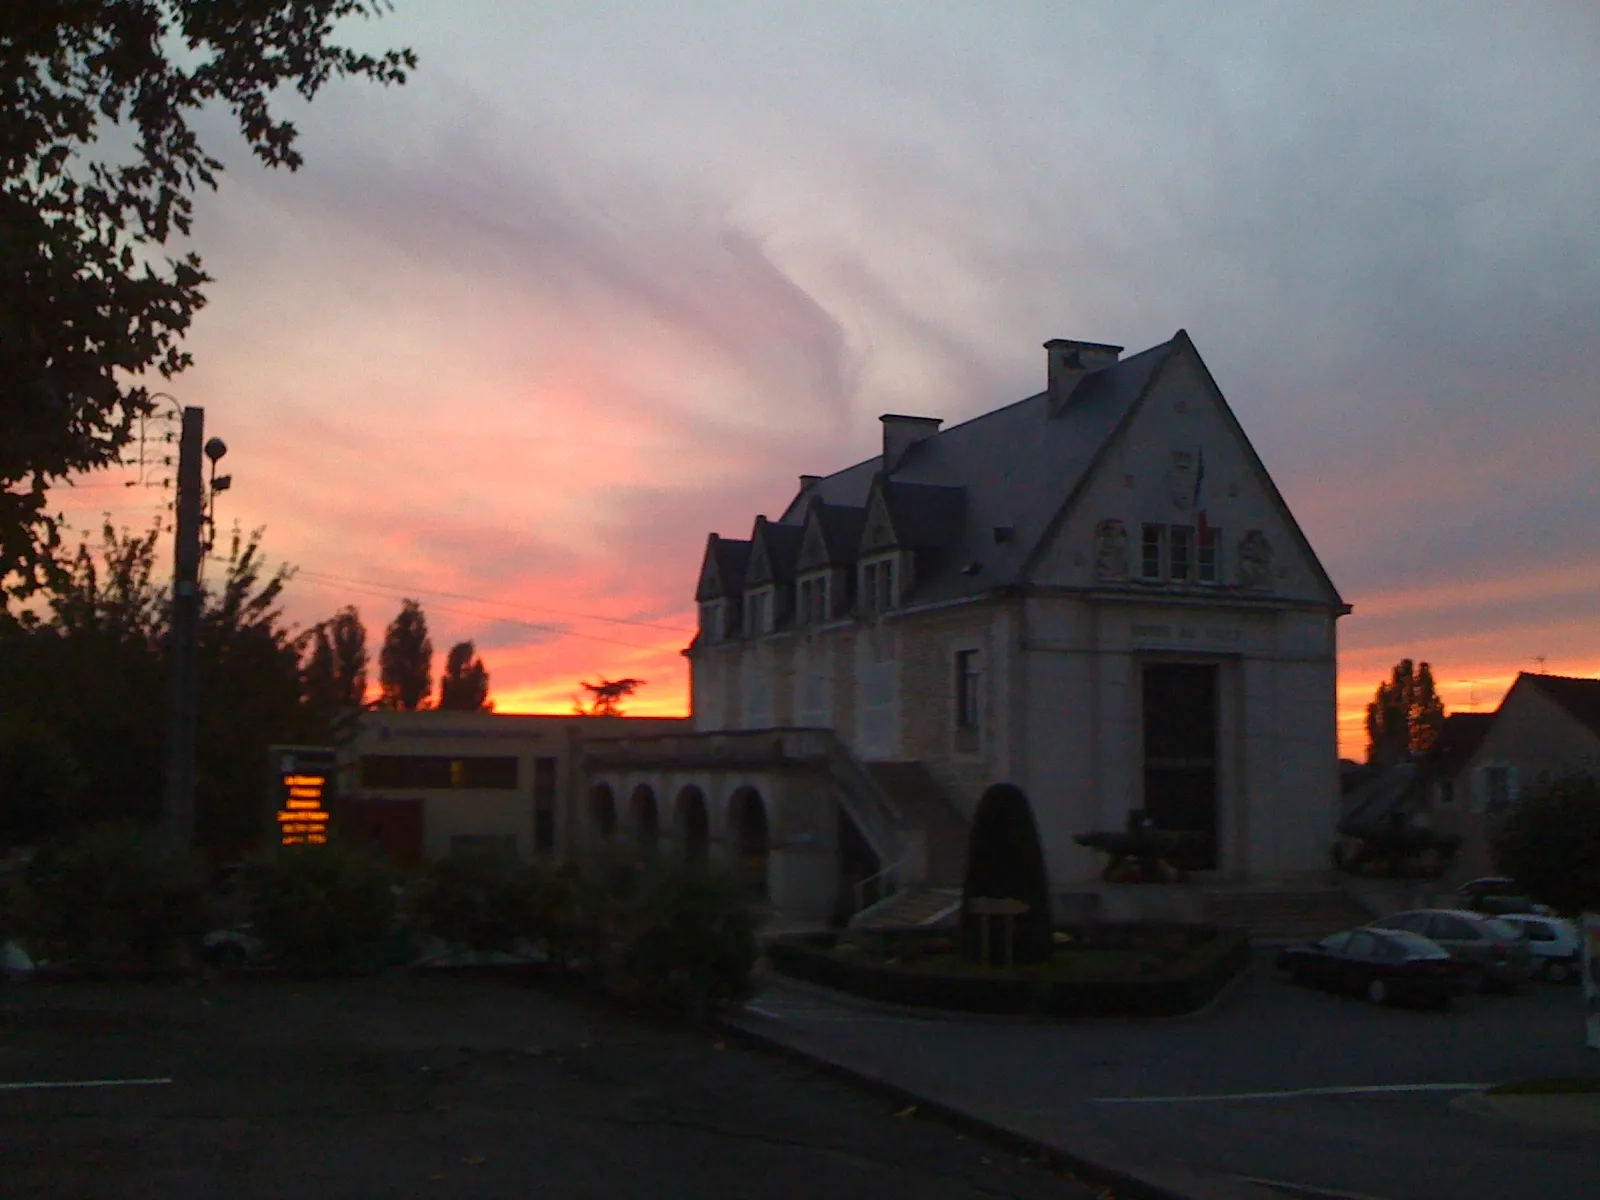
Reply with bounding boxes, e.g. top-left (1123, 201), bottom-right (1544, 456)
top-left (269, 746), bottom-right (336, 847)
top-left (1583, 912), bottom-right (1600, 1052)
